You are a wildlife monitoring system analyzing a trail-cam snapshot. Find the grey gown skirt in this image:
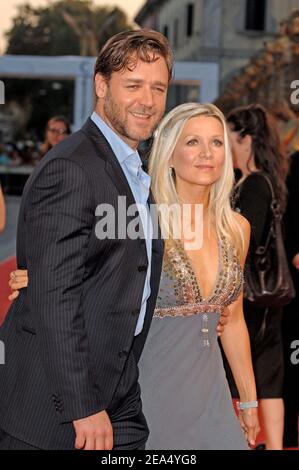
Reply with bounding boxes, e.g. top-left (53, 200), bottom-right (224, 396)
top-left (138, 312), bottom-right (249, 450)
